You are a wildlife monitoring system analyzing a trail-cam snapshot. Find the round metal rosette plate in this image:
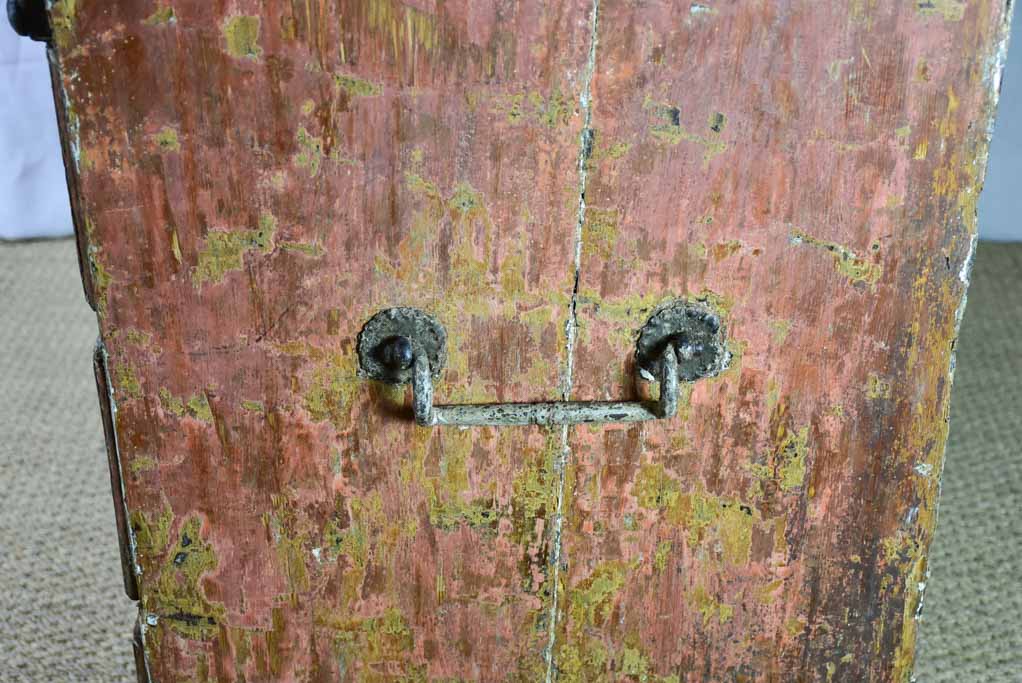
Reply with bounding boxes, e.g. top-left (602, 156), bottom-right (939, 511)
top-left (635, 300), bottom-right (730, 382)
top-left (357, 307), bottom-right (447, 385)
